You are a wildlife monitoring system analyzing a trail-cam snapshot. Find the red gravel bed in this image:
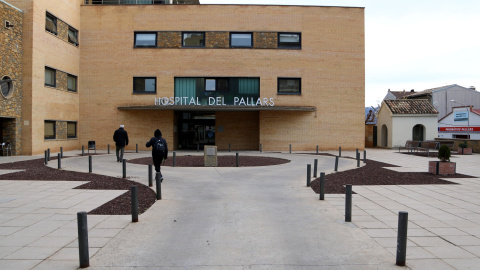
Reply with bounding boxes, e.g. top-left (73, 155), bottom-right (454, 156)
top-left (128, 155), bottom-right (290, 167)
top-left (310, 159), bottom-right (475, 194)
